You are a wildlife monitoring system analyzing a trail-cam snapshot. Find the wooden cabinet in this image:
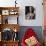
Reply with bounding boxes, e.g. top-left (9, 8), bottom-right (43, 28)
top-left (0, 7), bottom-right (20, 46)
top-left (2, 41), bottom-right (19, 46)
